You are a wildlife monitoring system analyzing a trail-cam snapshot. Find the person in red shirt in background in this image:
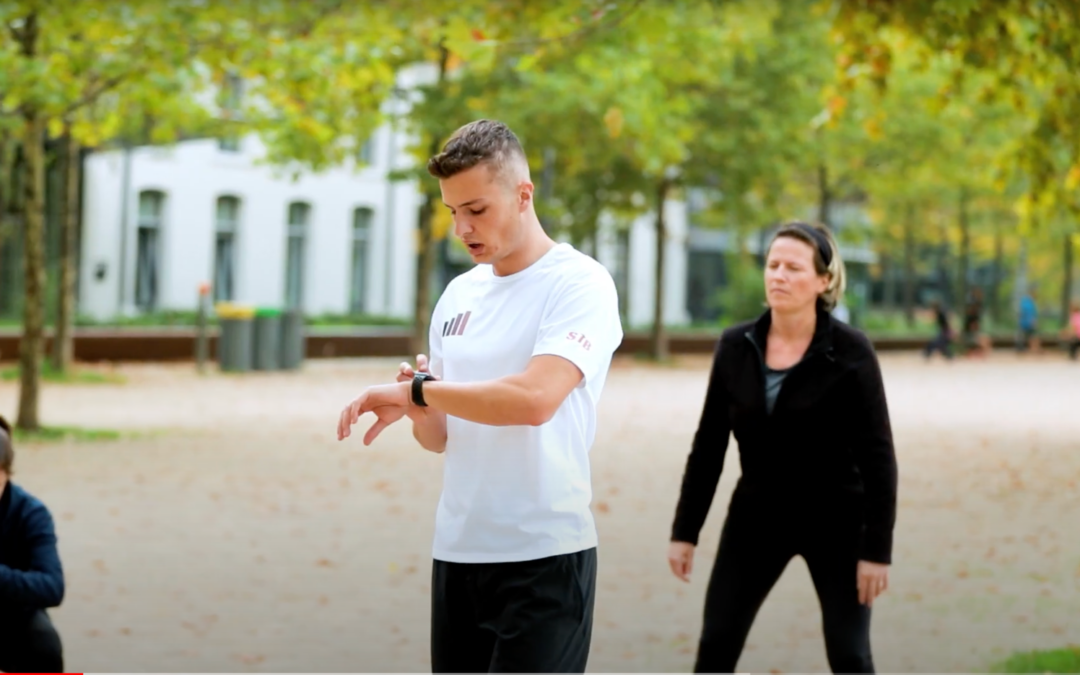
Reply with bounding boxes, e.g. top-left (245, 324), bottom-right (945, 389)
top-left (1065, 301), bottom-right (1080, 361)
